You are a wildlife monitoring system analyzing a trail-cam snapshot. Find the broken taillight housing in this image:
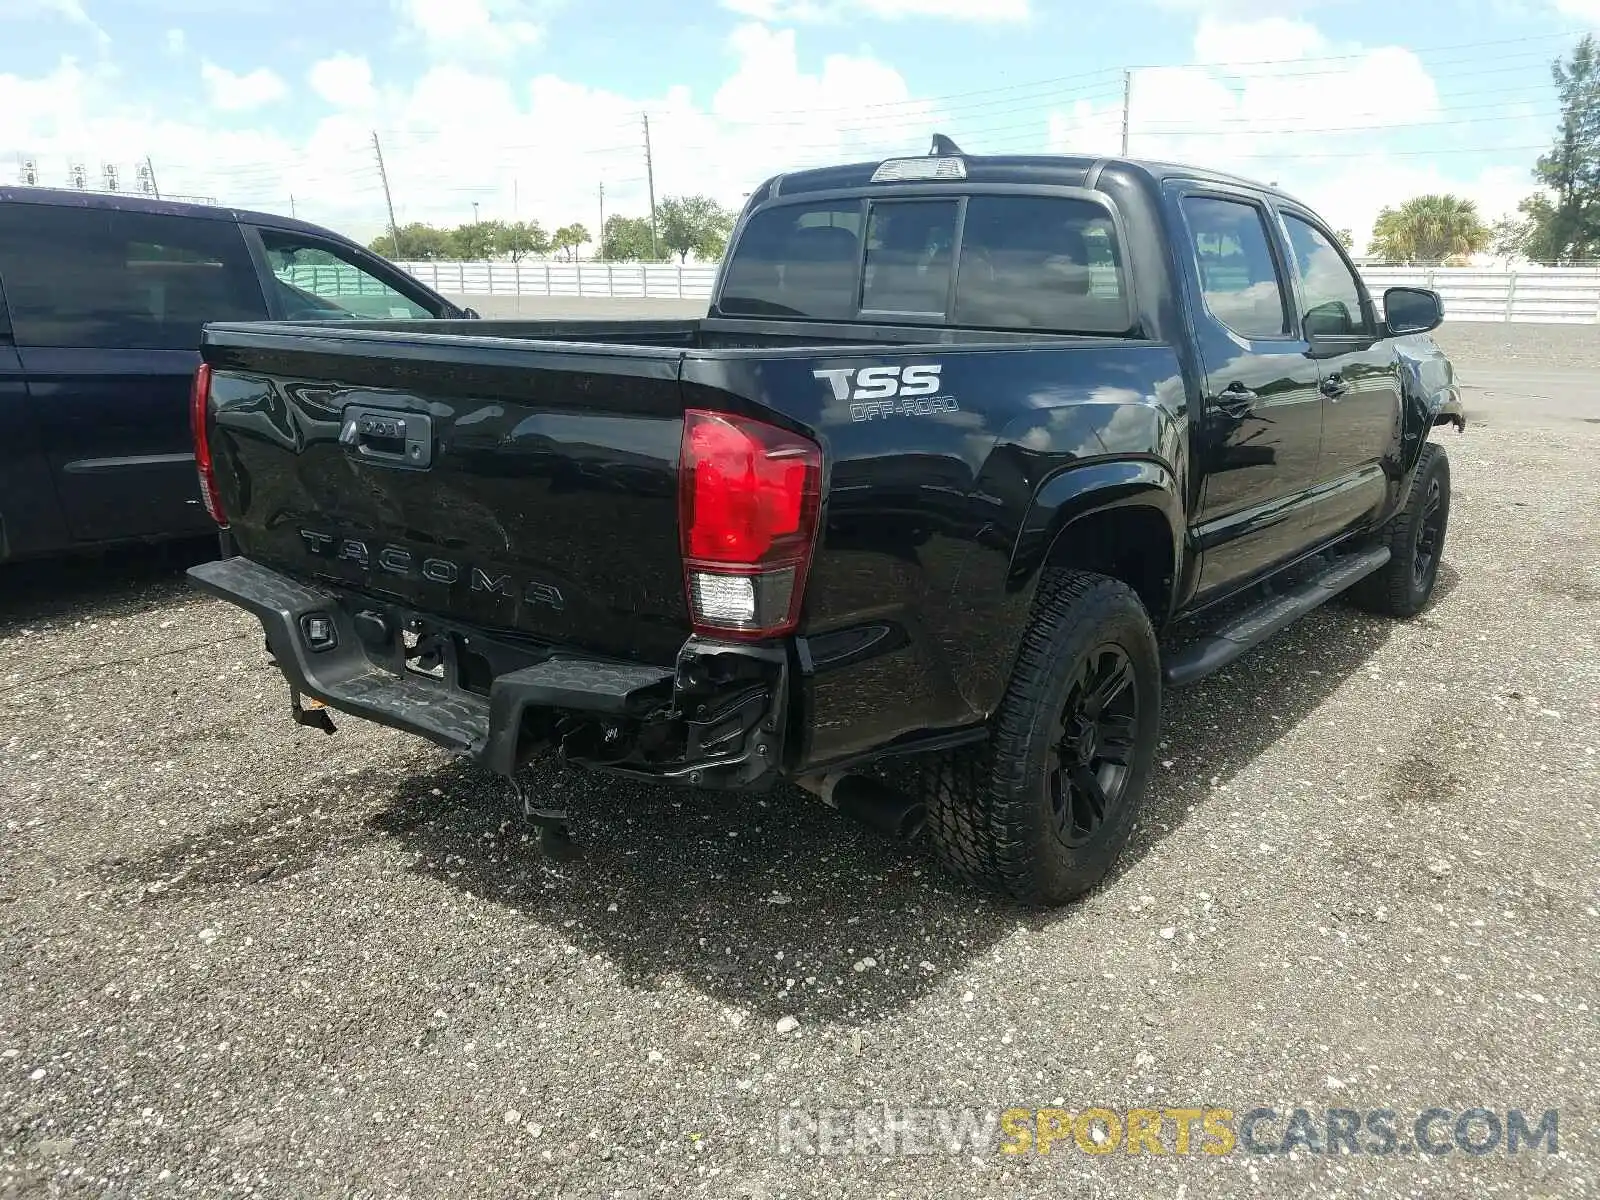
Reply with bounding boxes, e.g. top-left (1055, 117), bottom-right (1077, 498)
top-left (678, 410), bottom-right (822, 639)
top-left (189, 362), bottom-right (227, 526)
